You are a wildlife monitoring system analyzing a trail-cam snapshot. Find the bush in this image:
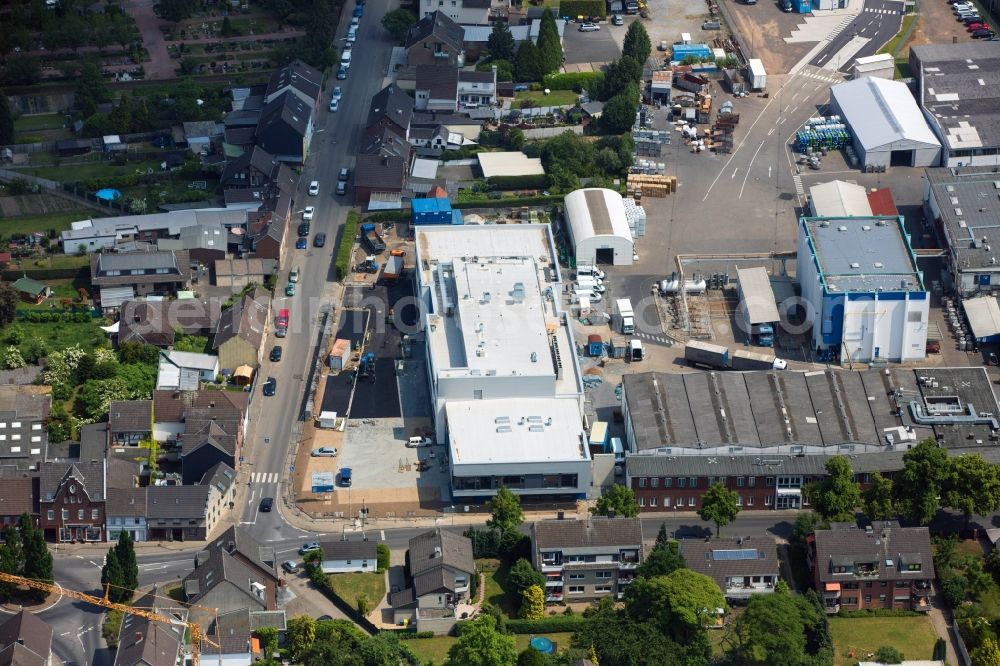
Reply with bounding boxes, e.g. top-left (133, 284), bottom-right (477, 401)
top-left (395, 630), bottom-right (437, 640)
top-left (465, 527), bottom-right (502, 558)
top-left (505, 615), bottom-right (586, 634)
top-left (542, 71), bottom-right (604, 92)
top-left (366, 210), bottom-right (410, 223)
top-left (377, 543), bottom-right (390, 573)
top-left (453, 195), bottom-right (563, 210)
top-left (335, 211), bottom-right (360, 281)
top-left (487, 174), bottom-right (548, 190)
top-left (836, 609), bottom-right (921, 618)
top-left (558, 0), bottom-right (606, 17)
top-left (102, 609), bottom-right (124, 647)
